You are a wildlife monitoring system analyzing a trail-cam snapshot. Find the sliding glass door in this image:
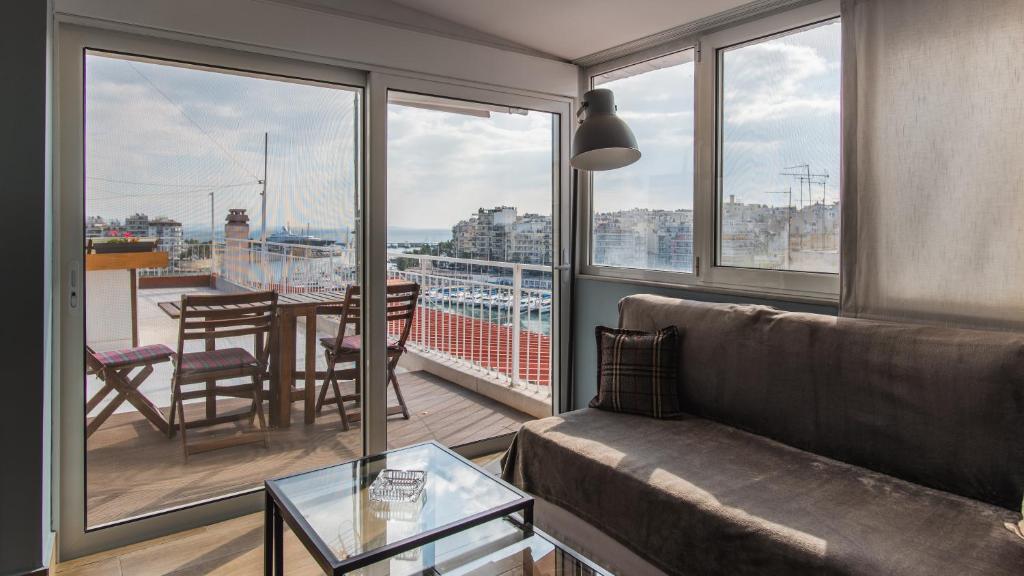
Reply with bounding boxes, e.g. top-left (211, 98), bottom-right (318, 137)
top-left (59, 25), bottom-right (366, 557)
top-left (366, 76), bottom-right (571, 457)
